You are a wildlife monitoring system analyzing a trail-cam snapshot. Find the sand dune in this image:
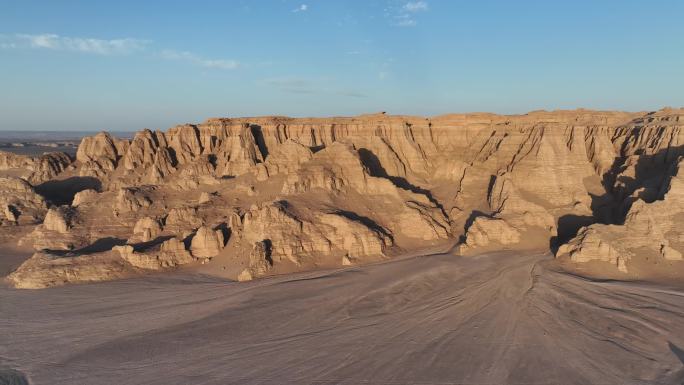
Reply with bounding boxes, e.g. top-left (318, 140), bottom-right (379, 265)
top-left (2, 249), bottom-right (683, 384)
